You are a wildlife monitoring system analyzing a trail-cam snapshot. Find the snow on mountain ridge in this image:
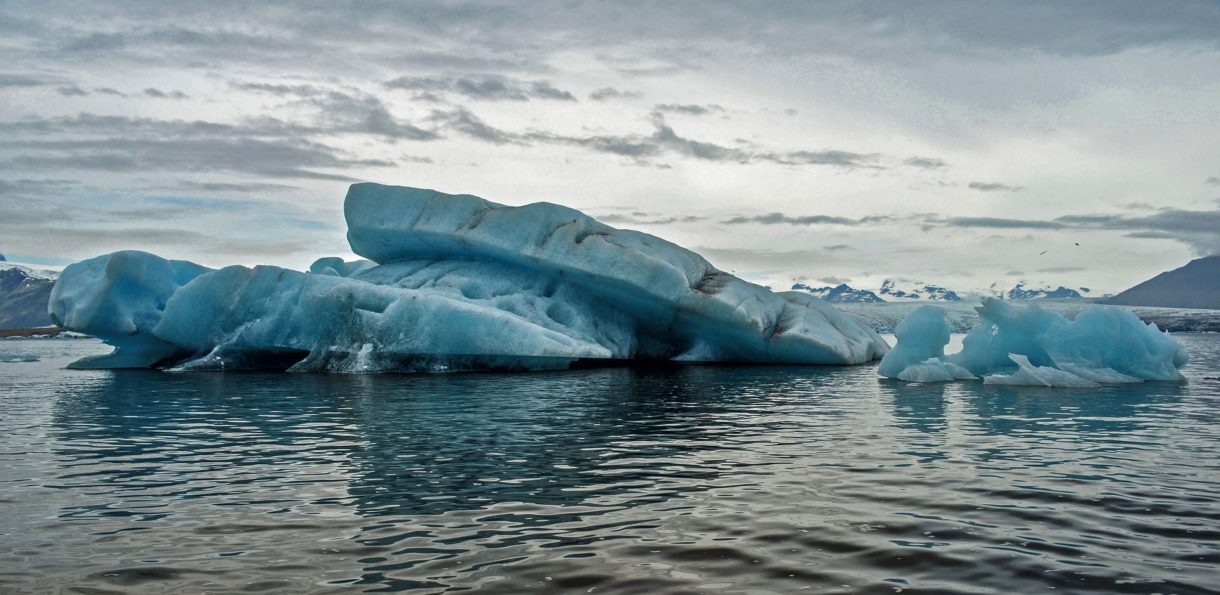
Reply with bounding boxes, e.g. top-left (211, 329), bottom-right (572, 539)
top-left (878, 279), bottom-right (961, 301)
top-left (0, 266), bottom-right (56, 328)
top-left (1006, 282), bottom-right (1084, 300)
top-left (790, 282), bottom-right (884, 303)
top-left (0, 262), bottom-right (60, 281)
